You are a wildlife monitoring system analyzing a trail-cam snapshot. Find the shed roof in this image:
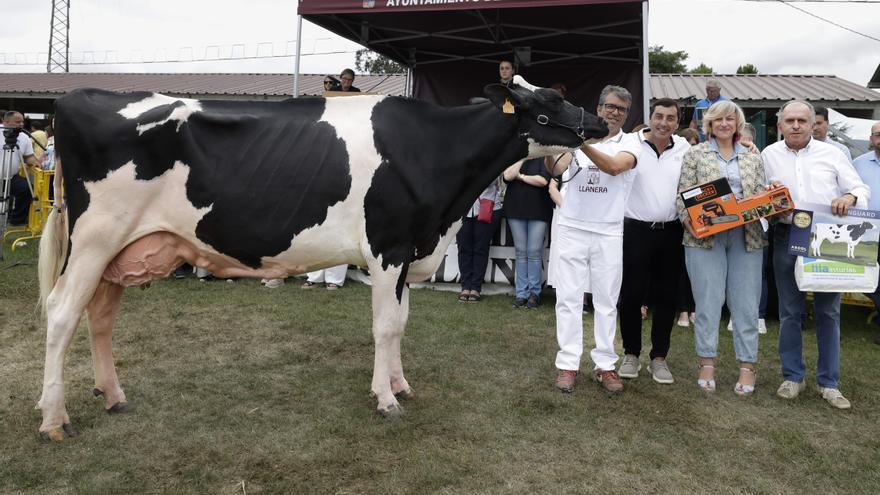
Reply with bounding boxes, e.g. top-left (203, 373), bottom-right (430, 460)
top-left (651, 74), bottom-right (880, 104)
top-left (0, 73), bottom-right (408, 99)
